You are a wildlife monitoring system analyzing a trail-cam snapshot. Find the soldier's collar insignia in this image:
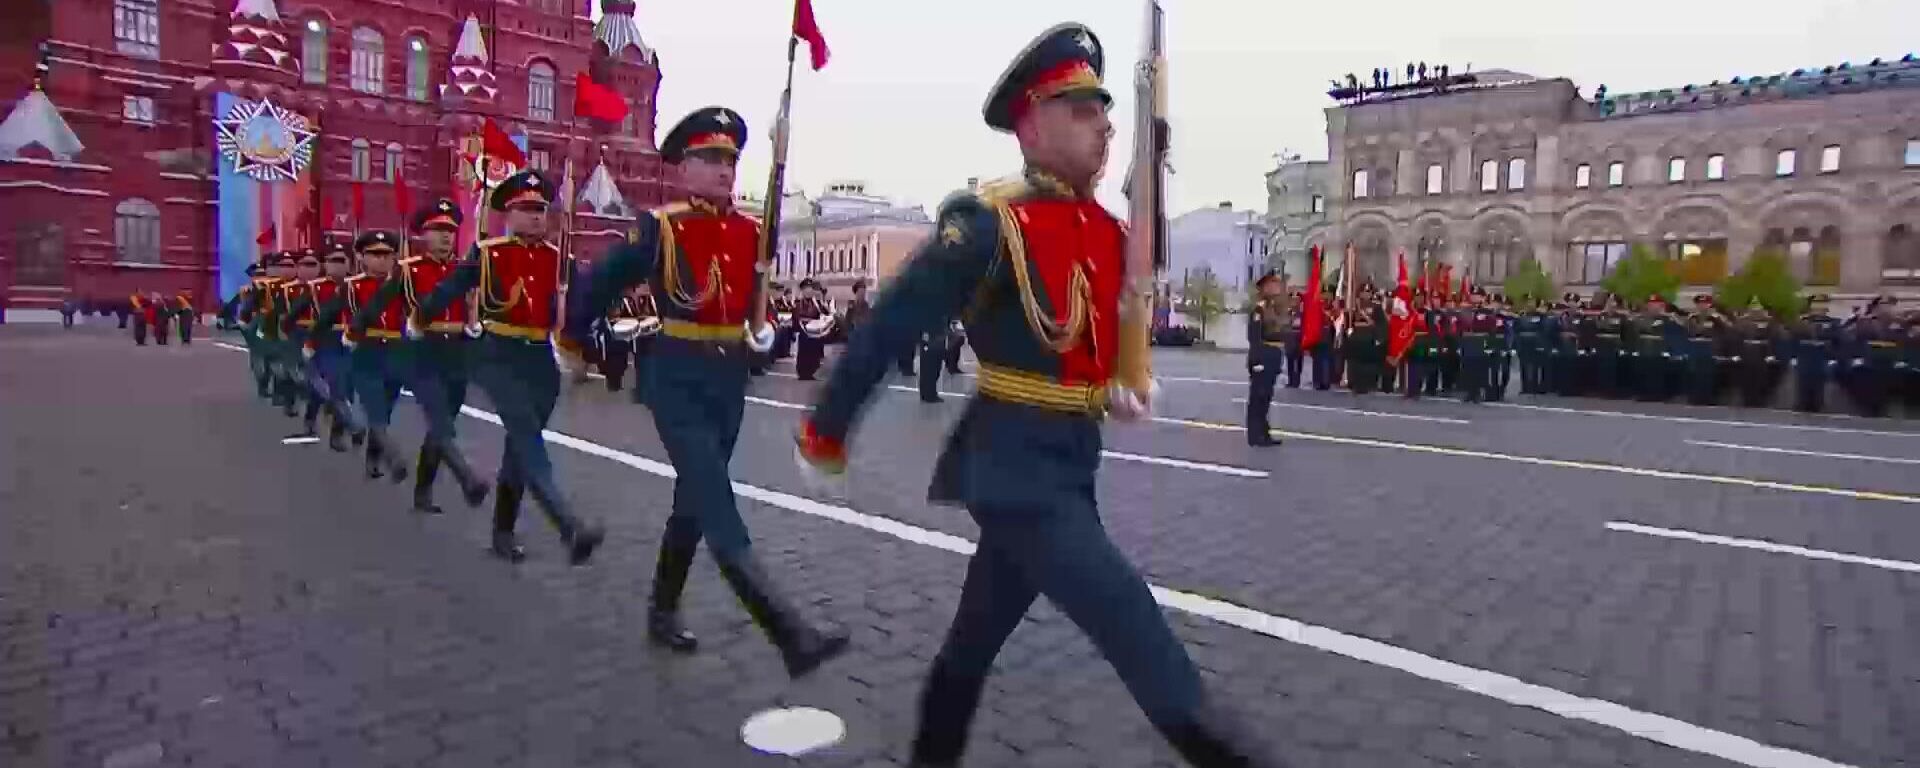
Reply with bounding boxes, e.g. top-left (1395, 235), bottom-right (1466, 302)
top-left (941, 221), bottom-right (966, 246)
